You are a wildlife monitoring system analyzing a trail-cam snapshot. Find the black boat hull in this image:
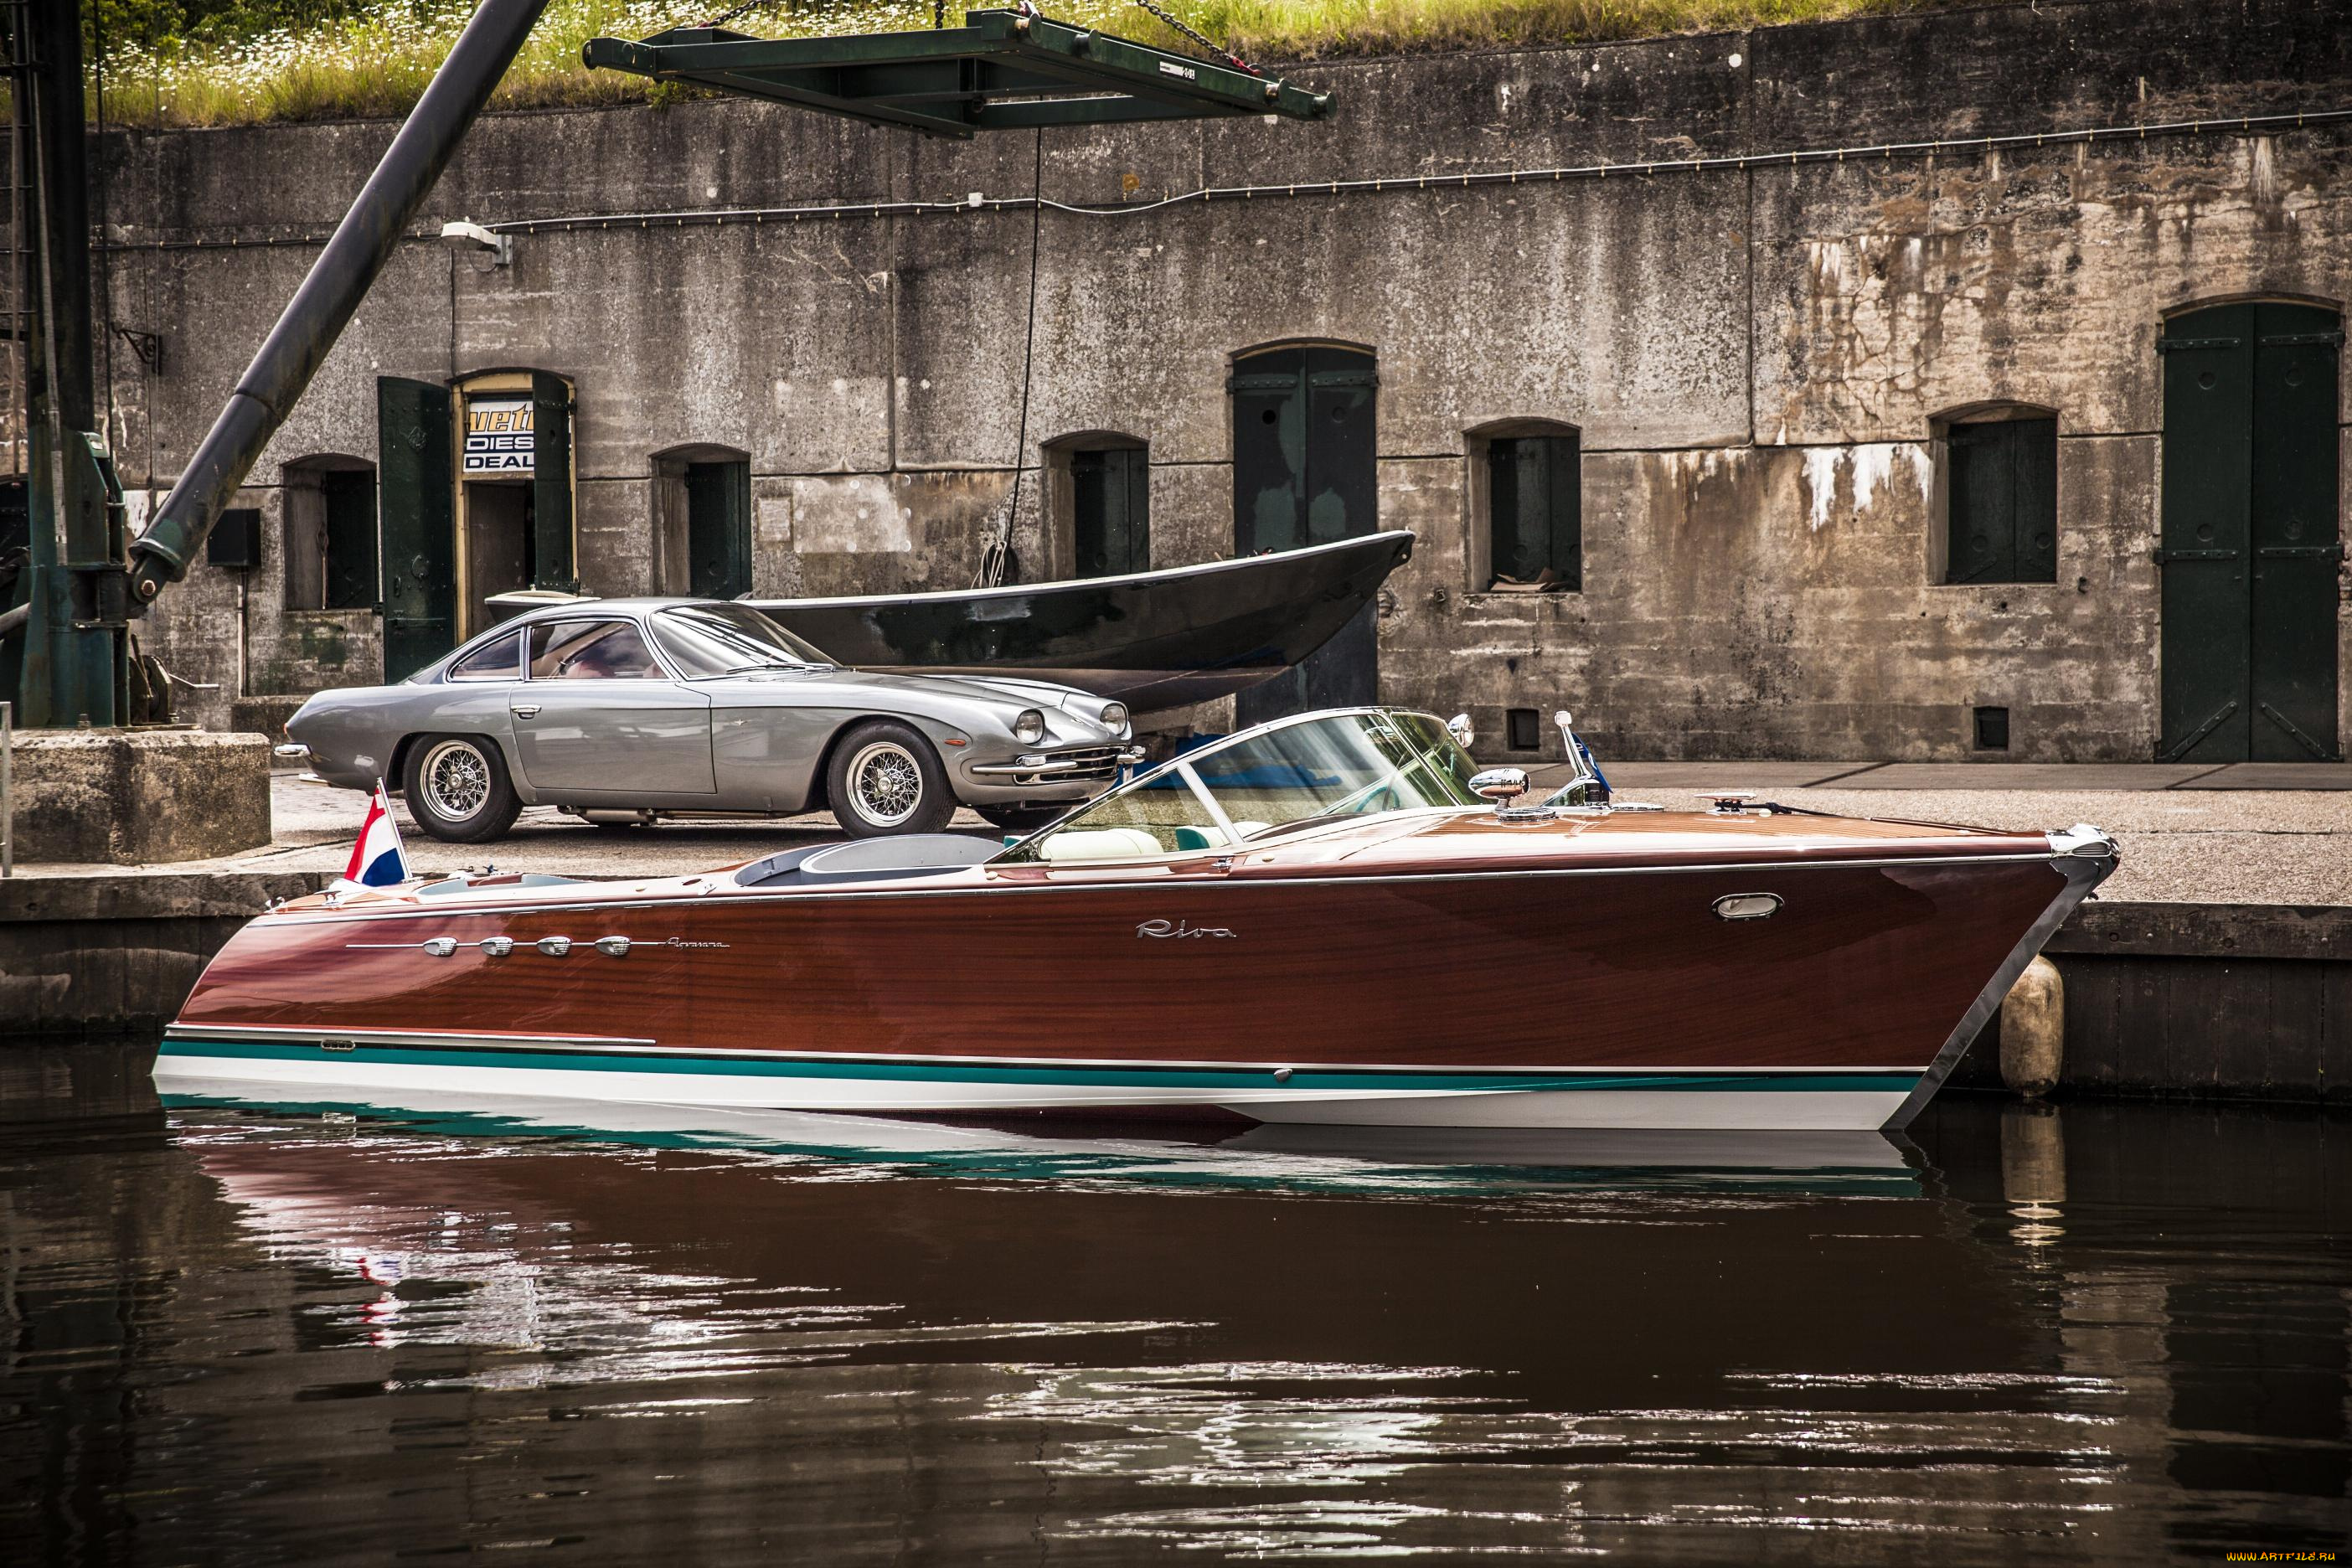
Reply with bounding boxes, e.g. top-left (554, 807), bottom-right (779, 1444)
top-left (750, 532), bottom-right (1413, 714)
